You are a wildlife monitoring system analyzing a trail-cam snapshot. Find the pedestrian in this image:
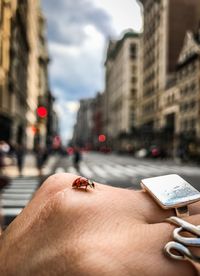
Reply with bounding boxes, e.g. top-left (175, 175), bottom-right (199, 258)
top-left (35, 146), bottom-right (46, 177)
top-left (73, 146), bottom-right (81, 171)
top-left (0, 140), bottom-right (11, 175)
top-left (15, 144), bottom-right (25, 177)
